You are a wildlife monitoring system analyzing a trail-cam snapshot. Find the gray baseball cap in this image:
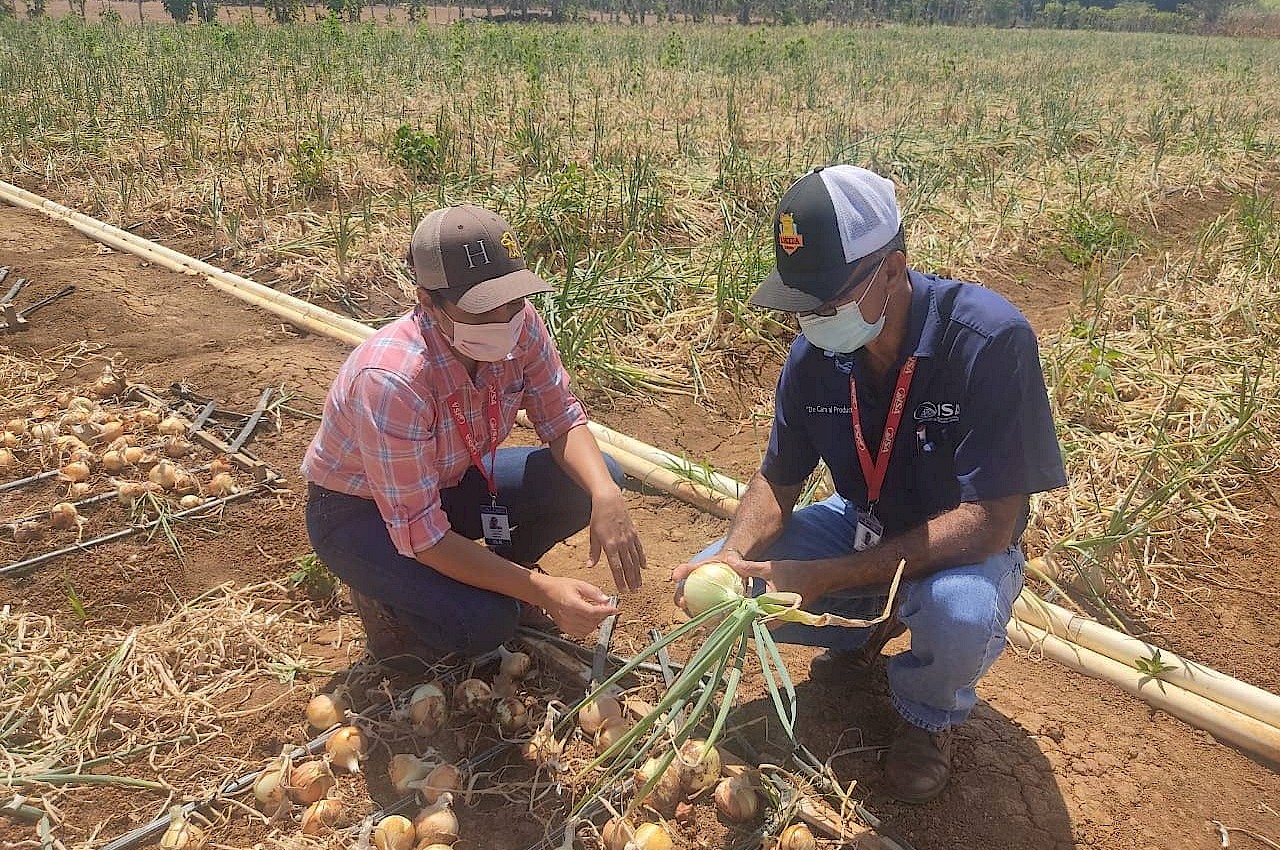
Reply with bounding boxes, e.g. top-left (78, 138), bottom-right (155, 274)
top-left (409, 206), bottom-right (552, 313)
